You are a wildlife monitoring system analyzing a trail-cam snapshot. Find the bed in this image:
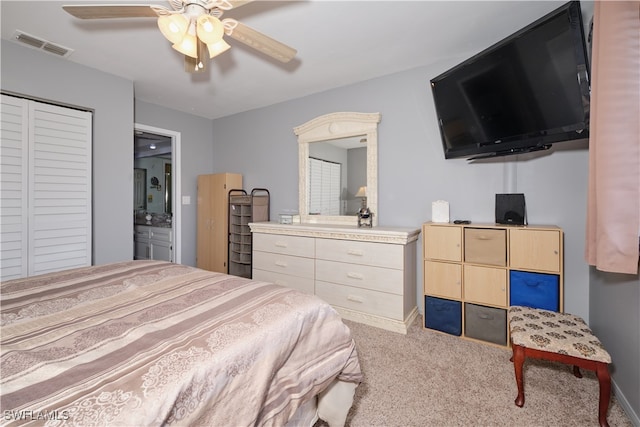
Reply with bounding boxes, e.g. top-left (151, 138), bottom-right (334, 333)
top-left (0, 260), bottom-right (362, 426)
